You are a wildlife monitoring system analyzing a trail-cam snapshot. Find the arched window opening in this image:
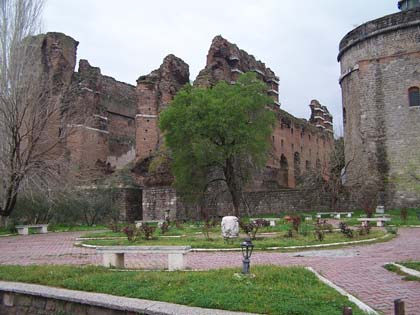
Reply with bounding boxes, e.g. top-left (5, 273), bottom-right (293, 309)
top-left (409, 87), bottom-right (420, 107)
